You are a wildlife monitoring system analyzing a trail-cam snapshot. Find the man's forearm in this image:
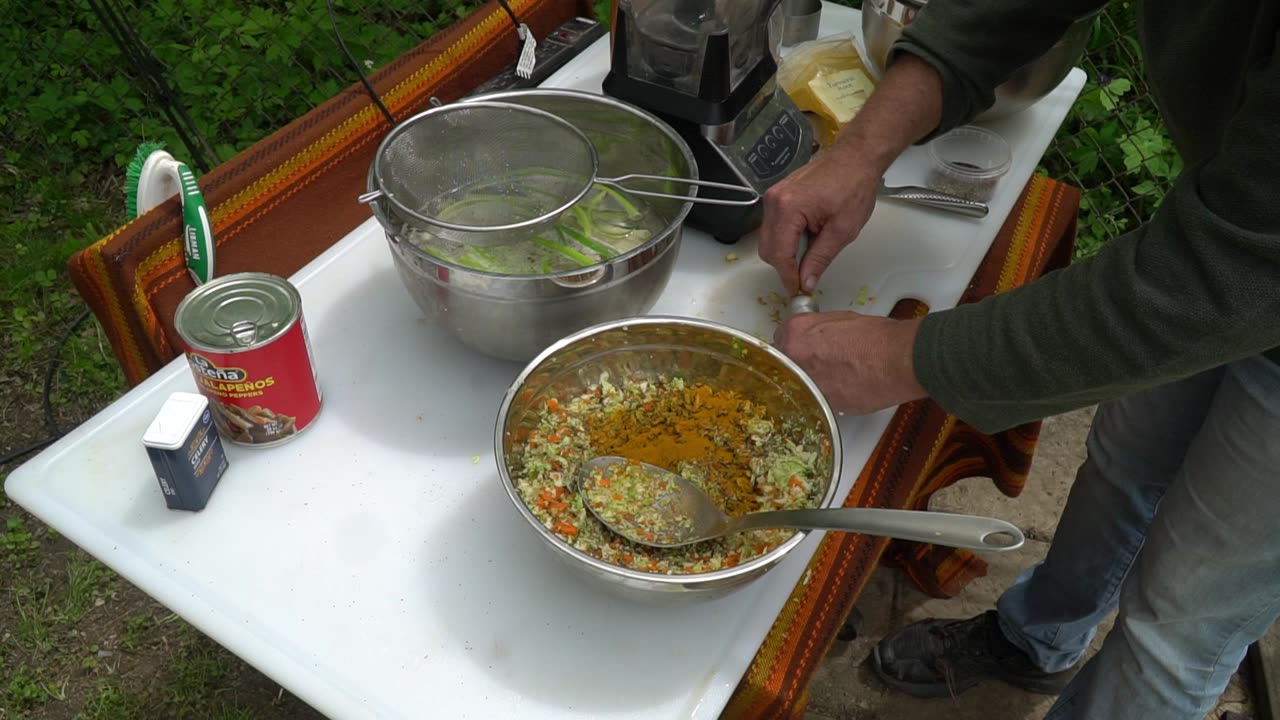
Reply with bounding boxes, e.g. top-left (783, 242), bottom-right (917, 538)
top-left (829, 54), bottom-right (944, 178)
